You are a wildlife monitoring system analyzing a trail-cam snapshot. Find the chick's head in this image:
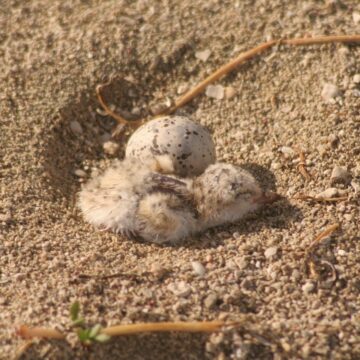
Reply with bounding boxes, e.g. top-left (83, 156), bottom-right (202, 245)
top-left (193, 163), bottom-right (265, 226)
